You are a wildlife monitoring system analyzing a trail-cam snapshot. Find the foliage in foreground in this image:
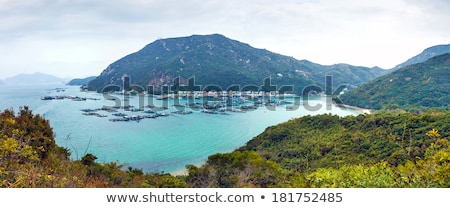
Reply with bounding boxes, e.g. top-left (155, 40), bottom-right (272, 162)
top-left (1, 107), bottom-right (449, 187)
top-left (0, 107), bottom-right (186, 188)
top-left (186, 111), bottom-right (450, 187)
